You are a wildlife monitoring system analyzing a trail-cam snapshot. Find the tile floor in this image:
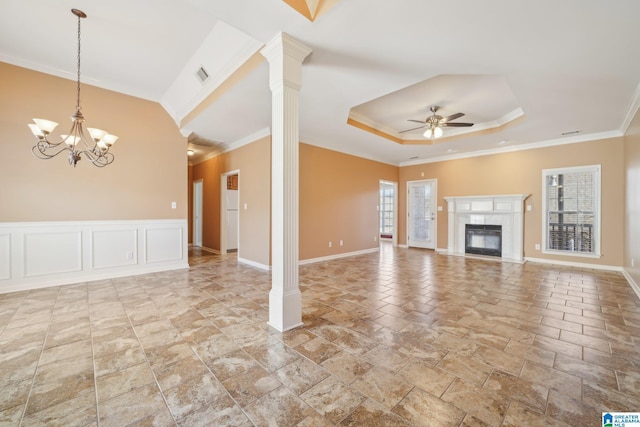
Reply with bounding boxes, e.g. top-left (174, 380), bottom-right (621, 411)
top-left (1, 244), bottom-right (640, 426)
